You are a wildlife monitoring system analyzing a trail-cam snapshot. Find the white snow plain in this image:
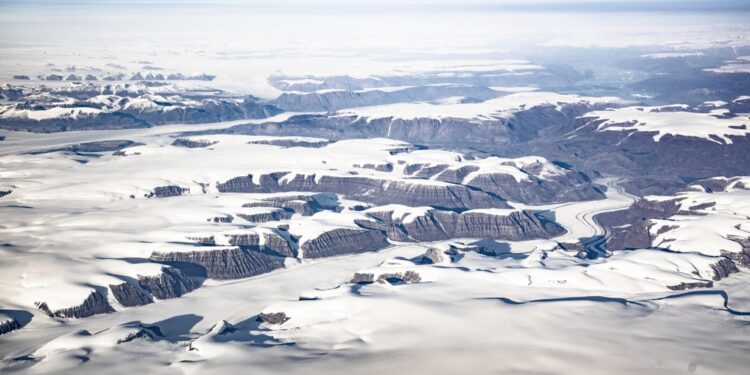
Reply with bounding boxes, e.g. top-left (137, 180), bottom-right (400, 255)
top-left (586, 105), bottom-right (750, 143)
